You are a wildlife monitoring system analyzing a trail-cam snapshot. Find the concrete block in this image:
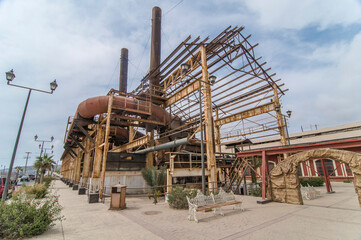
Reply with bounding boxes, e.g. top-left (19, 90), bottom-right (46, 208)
top-left (78, 187), bottom-right (86, 195)
top-left (88, 193), bottom-right (99, 203)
